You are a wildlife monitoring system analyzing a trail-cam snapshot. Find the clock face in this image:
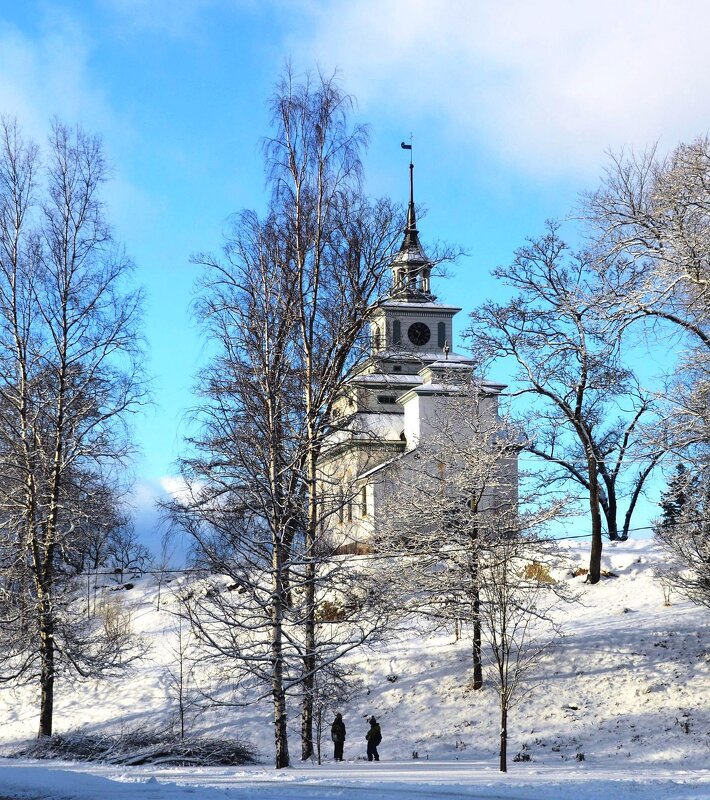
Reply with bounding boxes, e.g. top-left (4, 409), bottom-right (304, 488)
top-left (407, 322), bottom-right (431, 346)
